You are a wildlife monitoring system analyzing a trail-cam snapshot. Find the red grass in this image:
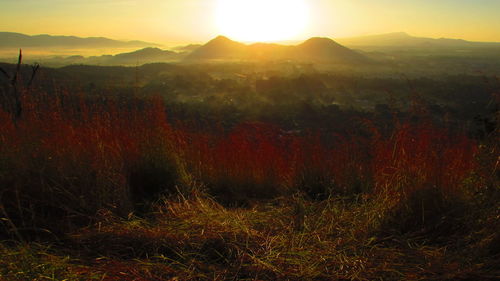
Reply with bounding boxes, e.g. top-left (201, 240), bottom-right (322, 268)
top-left (174, 117), bottom-right (478, 200)
top-left (371, 121), bottom-right (478, 197)
top-left (0, 88), bottom-right (481, 225)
